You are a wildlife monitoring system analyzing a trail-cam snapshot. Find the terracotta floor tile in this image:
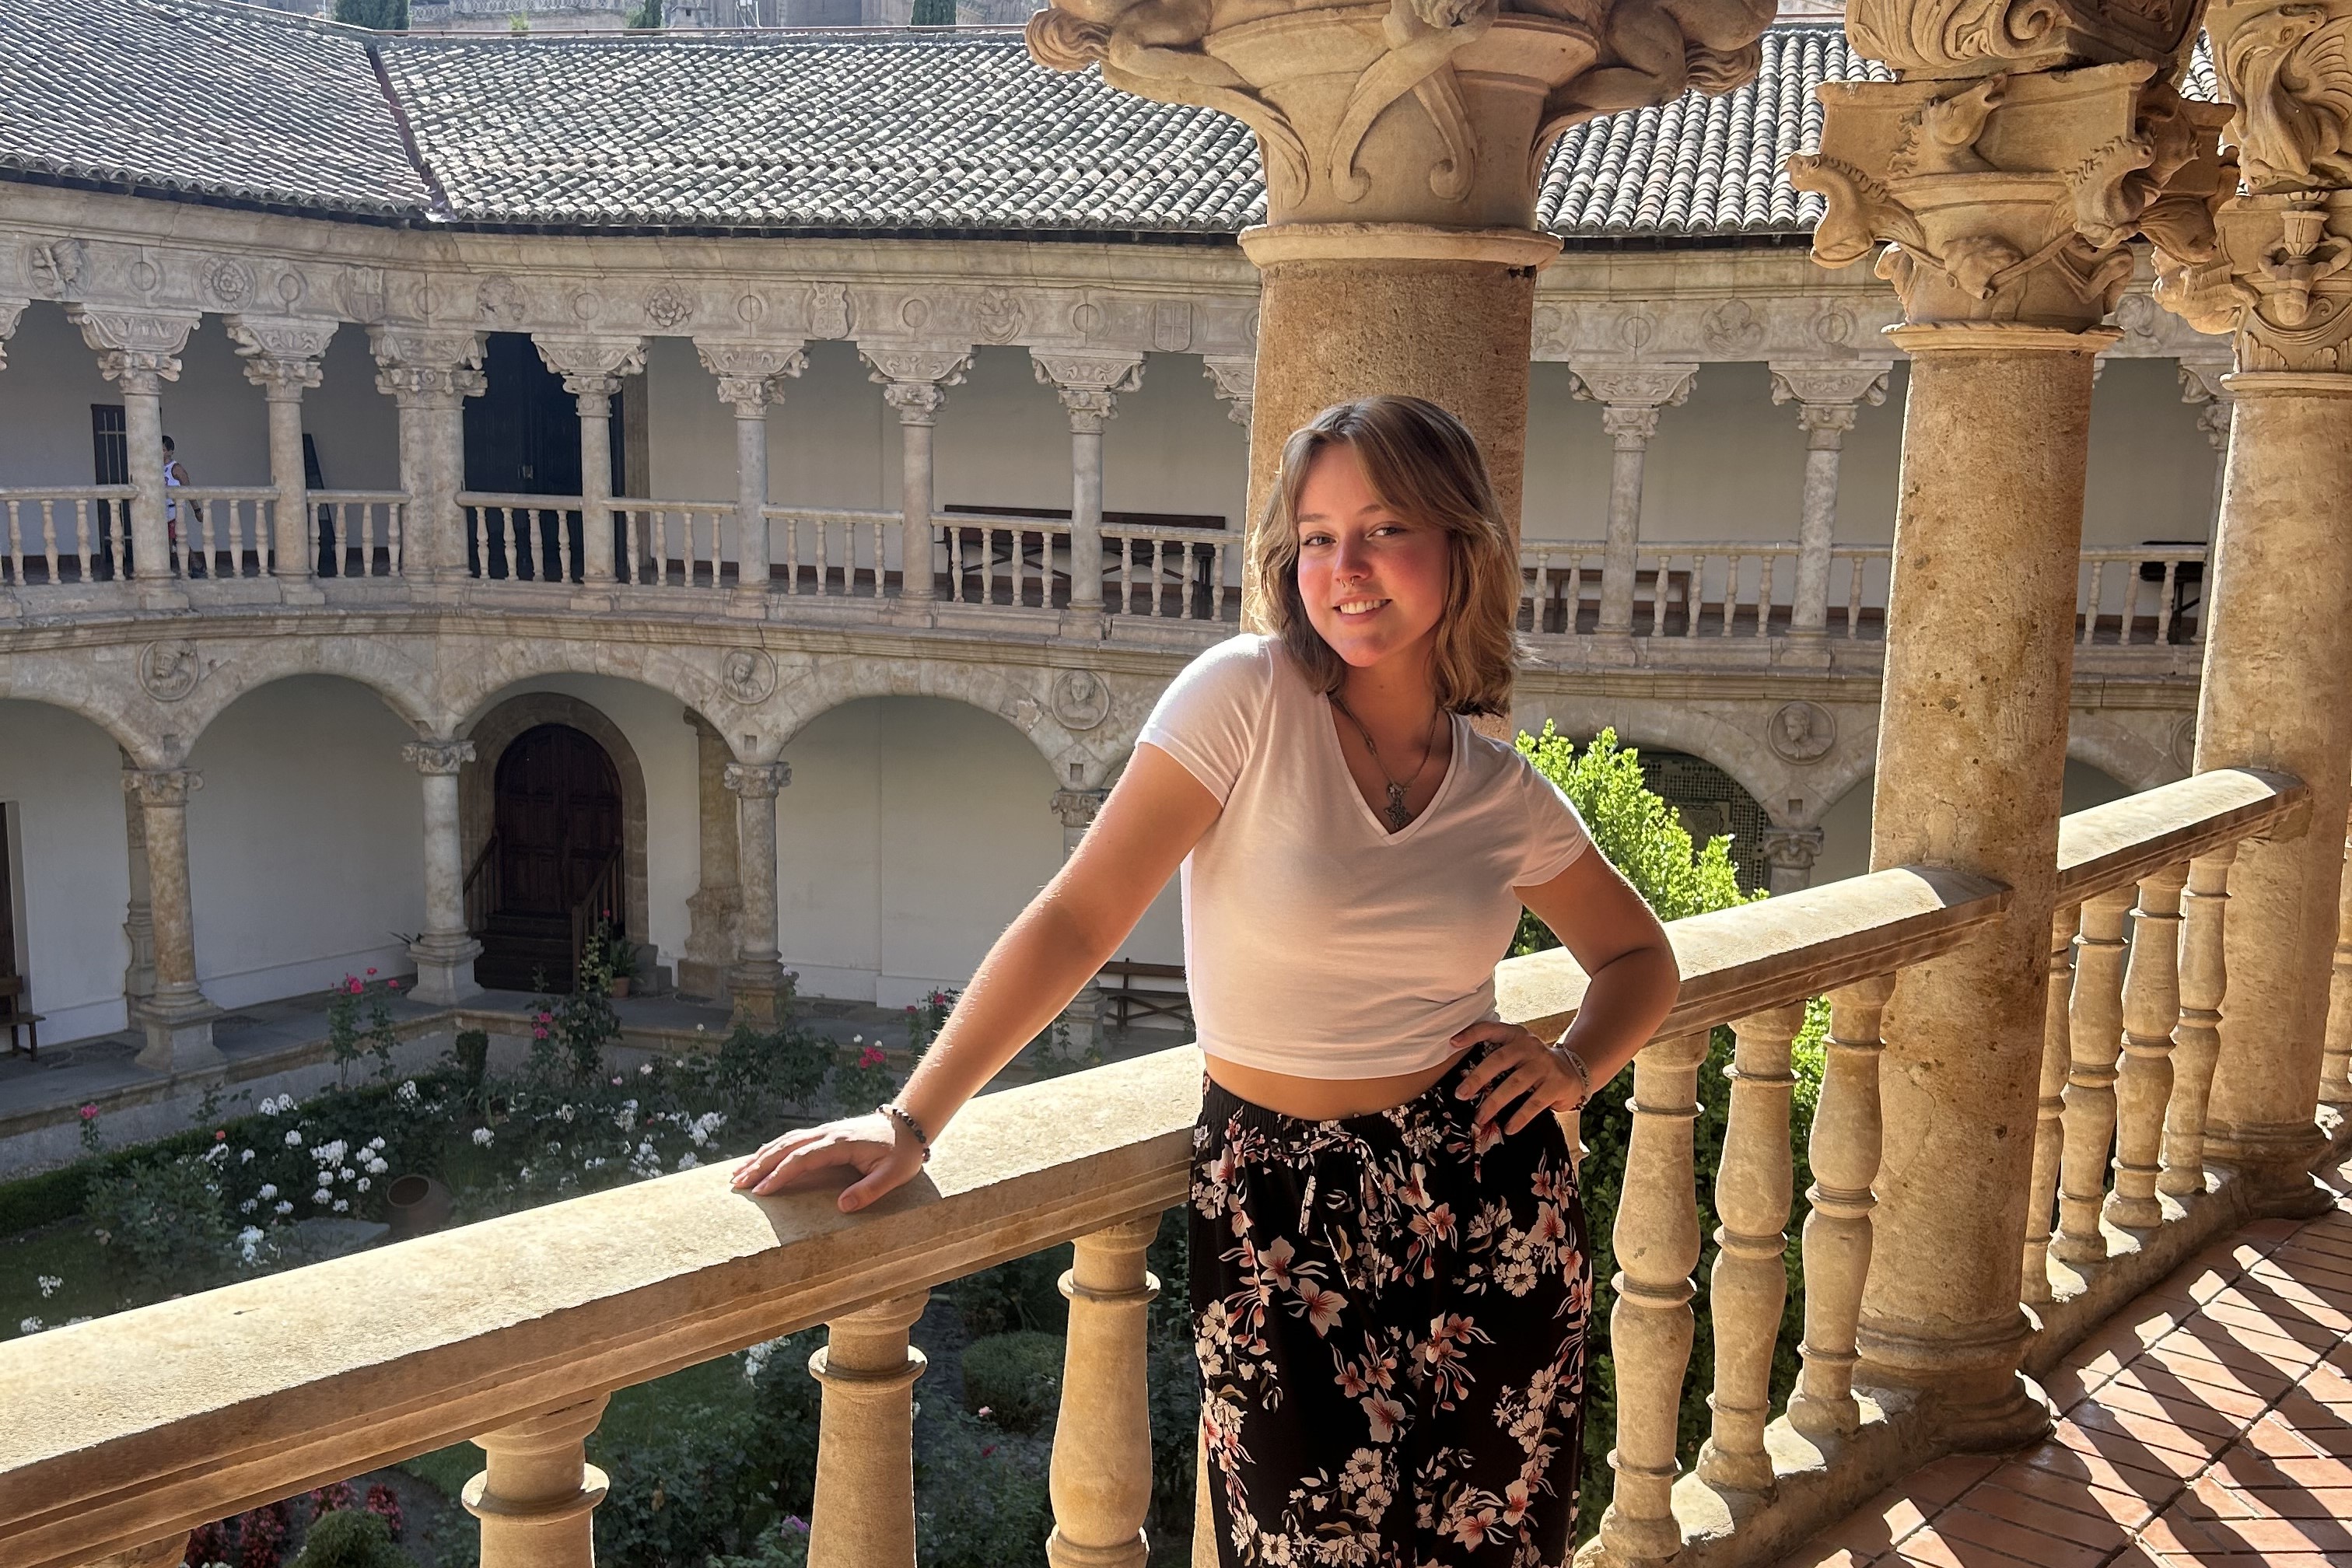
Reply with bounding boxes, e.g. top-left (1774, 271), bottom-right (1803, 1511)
top-left (2163, 1511), bottom-right (2352, 1553)
top-left (2274, 1253), bottom-right (2352, 1291)
top-left (2114, 1360), bottom-right (2279, 1419)
top-left (2066, 1403), bottom-right (2231, 1464)
top-left (1903, 1454), bottom-right (2004, 1509)
top-left (1982, 1459), bottom-right (2161, 1528)
top-left (2017, 1437), bottom-right (2197, 1500)
top-left (2135, 1344), bottom-right (2291, 1402)
top-left (2284, 1227), bottom-right (2352, 1260)
top-left (2202, 1299), bottom-right (2348, 1350)
top-left (2217, 1283), bottom-right (2352, 1335)
top-left (1817, 1489), bottom-right (1932, 1557)
top-left (2228, 1450), bottom-right (2352, 1490)
top-left (2143, 1508), bottom-right (2235, 1559)
top-left (2042, 1360), bottom-right (2114, 1414)
top-left (2158, 1256), bottom-right (2248, 1305)
top-left (2192, 1475), bottom-right (2352, 1521)
top-left (1776, 1536), bottom-right (1874, 1568)
top-left (1945, 1479), bottom-right (2132, 1551)
top-left (2171, 1322), bottom-right (2321, 1375)
top-left (2093, 1378), bottom-right (2263, 1437)
top-left (1929, 1507), bottom-right (2109, 1568)
top-left (2245, 1413), bottom-right (2329, 1461)
top-left (1890, 1529), bottom-right (2025, 1568)
top-left (2247, 1217), bottom-right (2315, 1244)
